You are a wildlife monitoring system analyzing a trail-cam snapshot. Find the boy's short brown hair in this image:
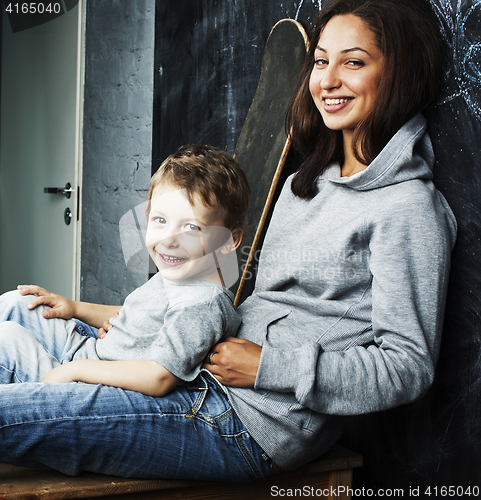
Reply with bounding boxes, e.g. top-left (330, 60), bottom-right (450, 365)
top-left (146, 144), bottom-right (250, 232)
